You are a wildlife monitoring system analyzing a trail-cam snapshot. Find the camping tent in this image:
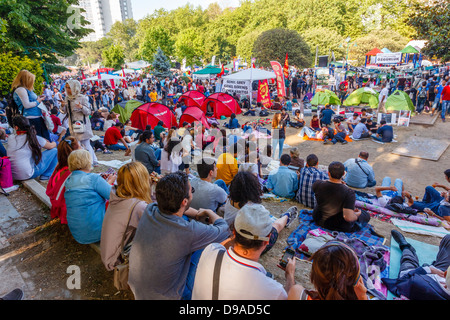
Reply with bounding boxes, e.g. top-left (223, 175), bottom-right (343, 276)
top-left (343, 87), bottom-right (379, 109)
top-left (385, 90), bottom-right (415, 112)
top-left (201, 92), bottom-right (242, 118)
top-left (310, 90), bottom-right (341, 106)
top-left (130, 103), bottom-right (177, 130)
top-left (111, 100), bottom-right (143, 123)
top-left (179, 107), bottom-right (210, 129)
top-left (221, 68), bottom-right (276, 81)
top-left (365, 48), bottom-right (383, 66)
top-left (193, 65), bottom-right (222, 75)
top-left (178, 90), bottom-right (206, 108)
